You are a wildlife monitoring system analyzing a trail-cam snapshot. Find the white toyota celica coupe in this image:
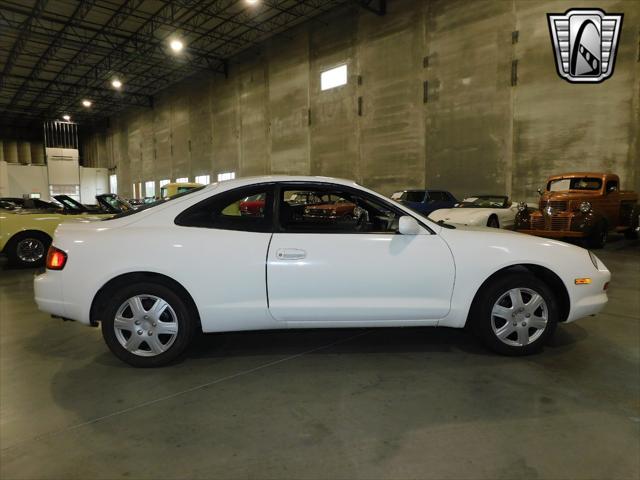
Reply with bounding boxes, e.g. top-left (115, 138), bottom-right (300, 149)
top-left (35, 177), bottom-right (610, 367)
